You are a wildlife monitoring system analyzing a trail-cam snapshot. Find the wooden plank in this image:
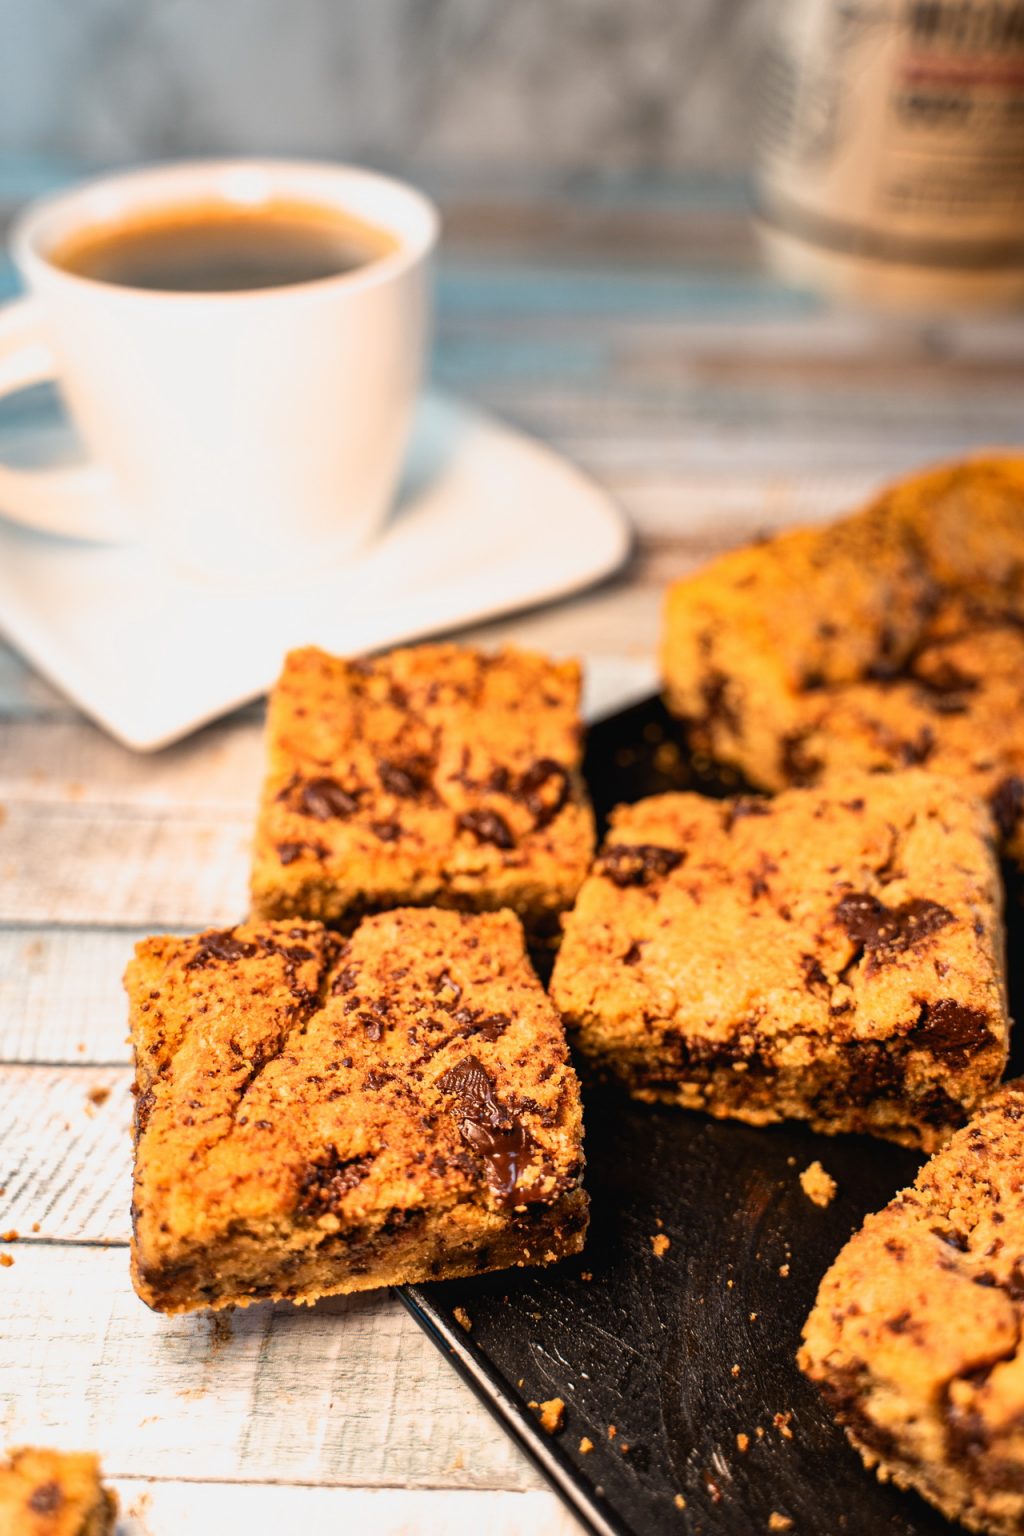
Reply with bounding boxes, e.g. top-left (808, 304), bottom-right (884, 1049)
top-left (0, 1065), bottom-right (132, 1243)
top-left (0, 927), bottom-right (148, 1065)
top-left (108, 1482), bottom-right (584, 1536)
top-left (0, 1244), bottom-right (543, 1493)
top-left (0, 803), bottom-right (252, 927)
